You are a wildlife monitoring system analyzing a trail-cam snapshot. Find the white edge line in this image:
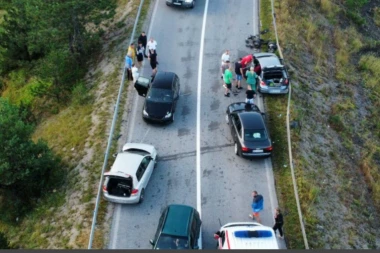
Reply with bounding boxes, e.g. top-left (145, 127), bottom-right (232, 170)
top-left (196, 0), bottom-right (209, 250)
top-left (109, 0), bottom-right (160, 249)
